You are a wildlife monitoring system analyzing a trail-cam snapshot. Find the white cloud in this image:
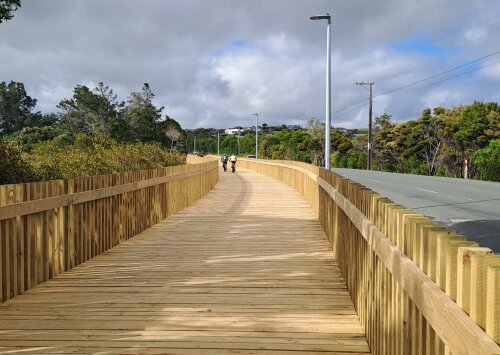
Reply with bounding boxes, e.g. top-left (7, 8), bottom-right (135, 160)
top-left (0, 0), bottom-right (498, 129)
top-left (481, 61), bottom-right (500, 80)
